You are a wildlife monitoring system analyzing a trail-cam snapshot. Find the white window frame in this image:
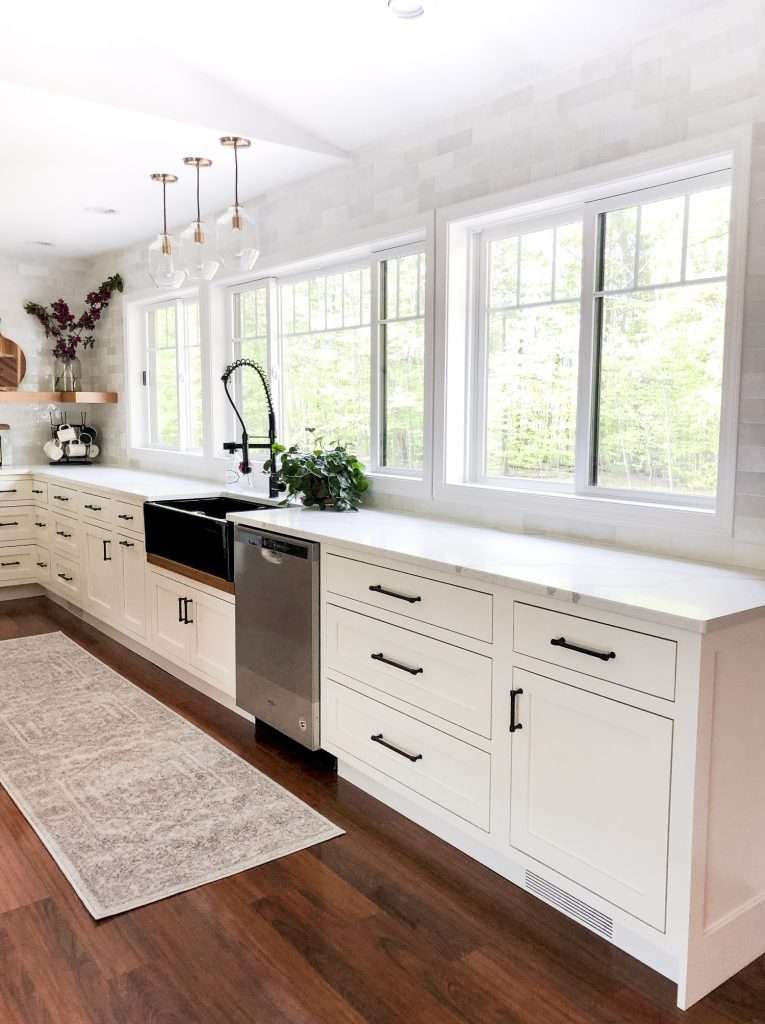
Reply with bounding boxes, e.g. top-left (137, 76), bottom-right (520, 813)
top-left (222, 226), bottom-right (434, 497)
top-left (435, 129), bottom-right (751, 535)
top-left (143, 297), bottom-right (202, 454)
